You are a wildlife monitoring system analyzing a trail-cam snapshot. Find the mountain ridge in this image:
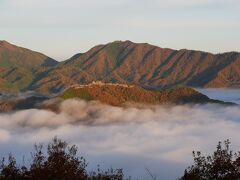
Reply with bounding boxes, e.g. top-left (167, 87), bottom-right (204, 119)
top-left (0, 40), bottom-right (239, 95)
top-left (59, 82), bottom-right (215, 106)
top-left (30, 40), bottom-right (240, 94)
top-left (0, 83), bottom-right (235, 113)
top-left (0, 40), bottom-right (58, 93)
